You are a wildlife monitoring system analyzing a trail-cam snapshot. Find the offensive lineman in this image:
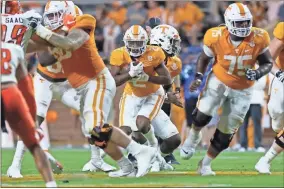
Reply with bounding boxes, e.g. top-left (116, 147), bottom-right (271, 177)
top-left (181, 2), bottom-right (273, 175)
